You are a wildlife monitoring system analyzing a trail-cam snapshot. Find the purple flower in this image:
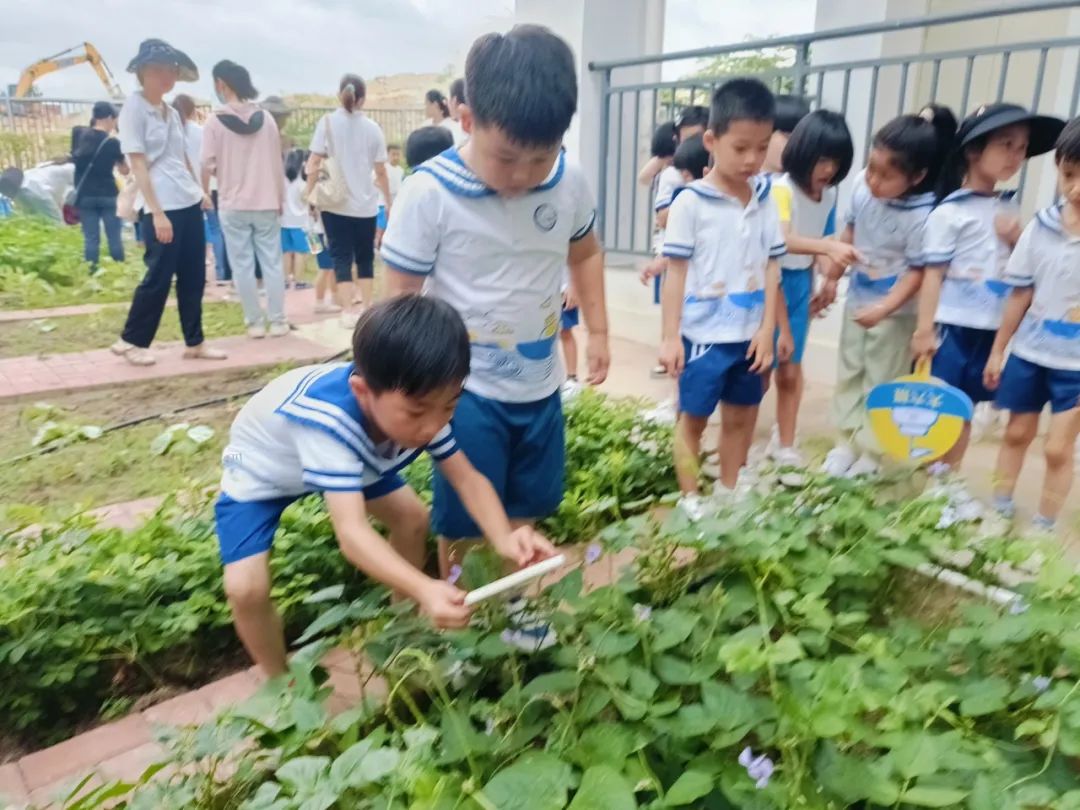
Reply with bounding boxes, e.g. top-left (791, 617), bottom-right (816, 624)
top-left (584, 543), bottom-right (602, 565)
top-left (738, 747), bottom-right (774, 789)
top-left (1032, 675), bottom-right (1052, 694)
top-left (447, 564), bottom-right (463, 585)
top-left (1008, 598), bottom-right (1029, 615)
top-left (632, 603), bottom-right (653, 623)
